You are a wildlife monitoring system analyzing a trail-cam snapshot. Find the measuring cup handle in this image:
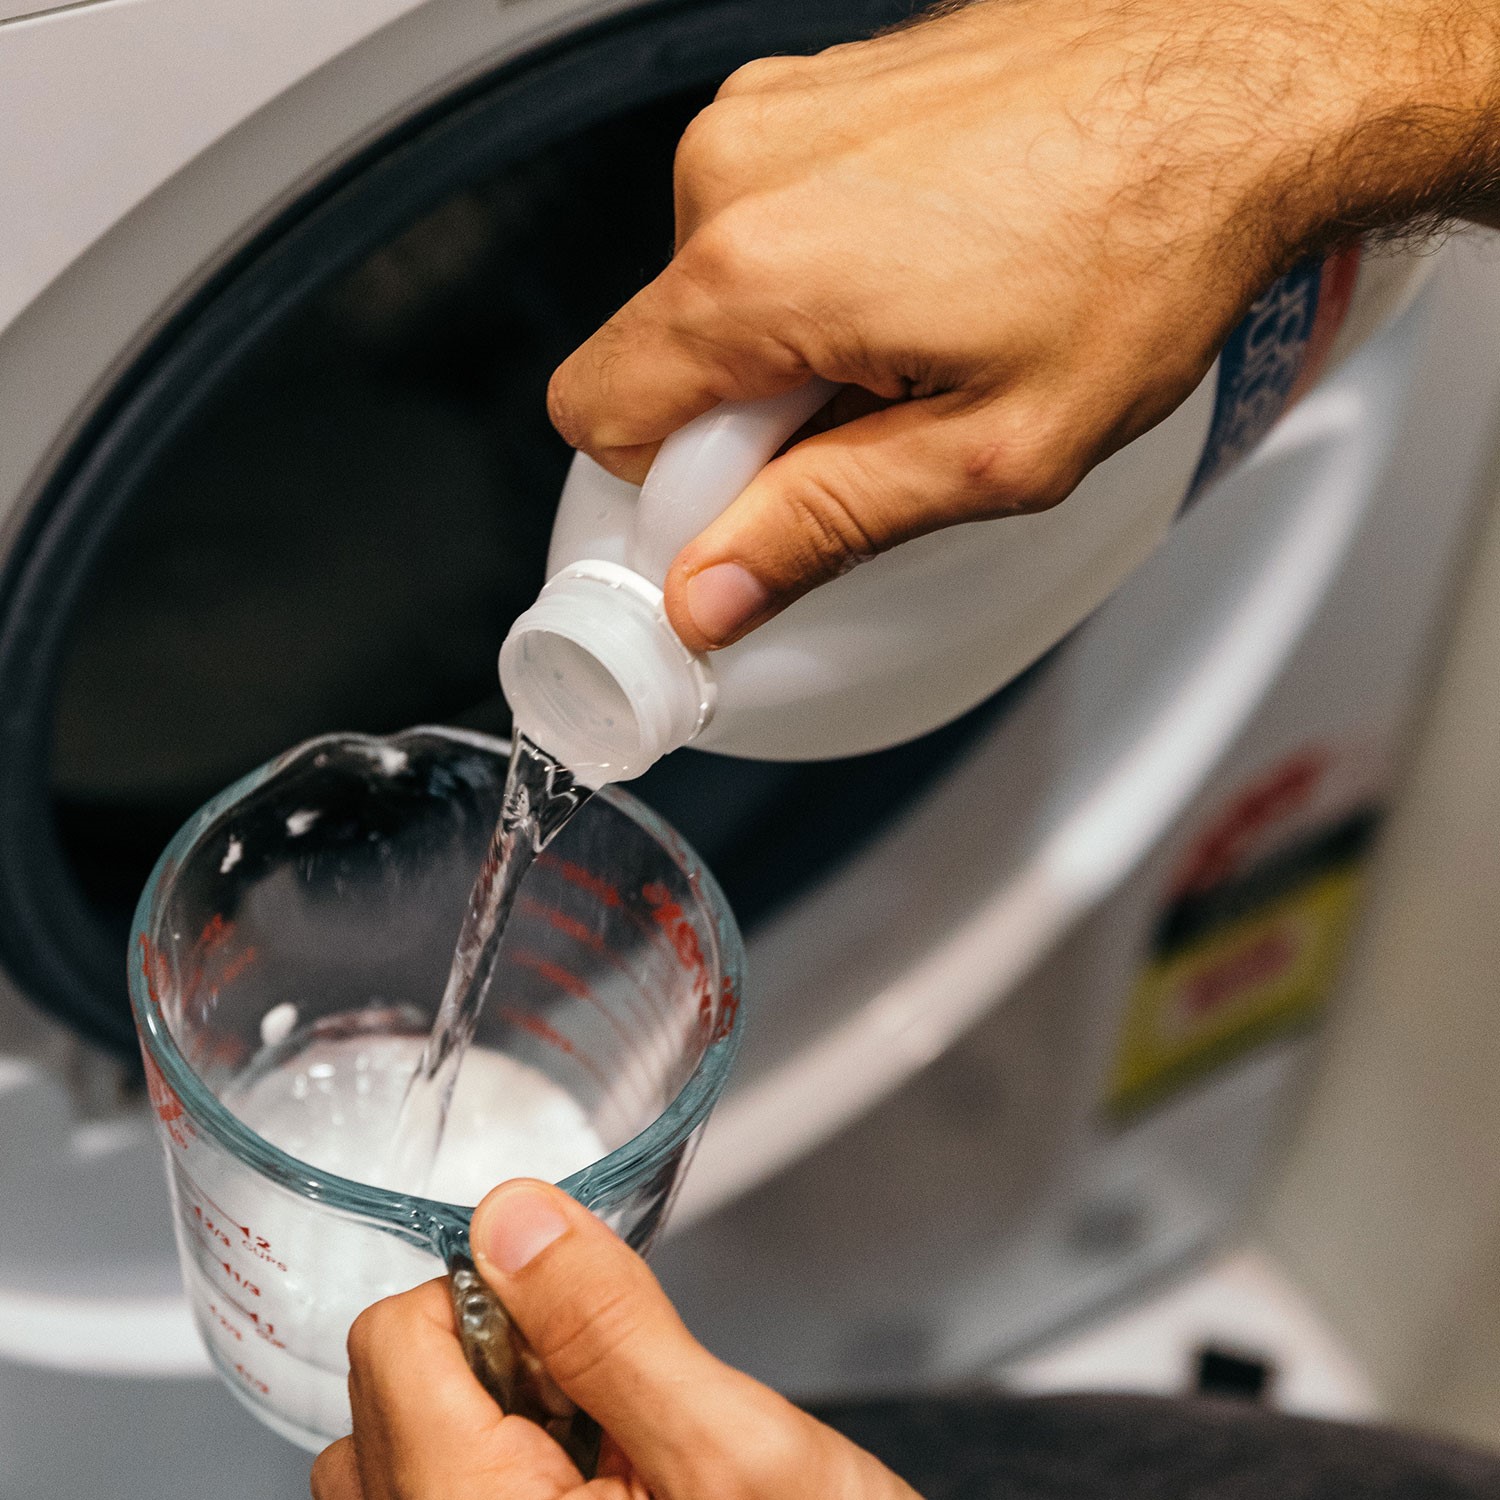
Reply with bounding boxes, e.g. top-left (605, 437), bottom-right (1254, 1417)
top-left (447, 1254), bottom-right (602, 1476)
